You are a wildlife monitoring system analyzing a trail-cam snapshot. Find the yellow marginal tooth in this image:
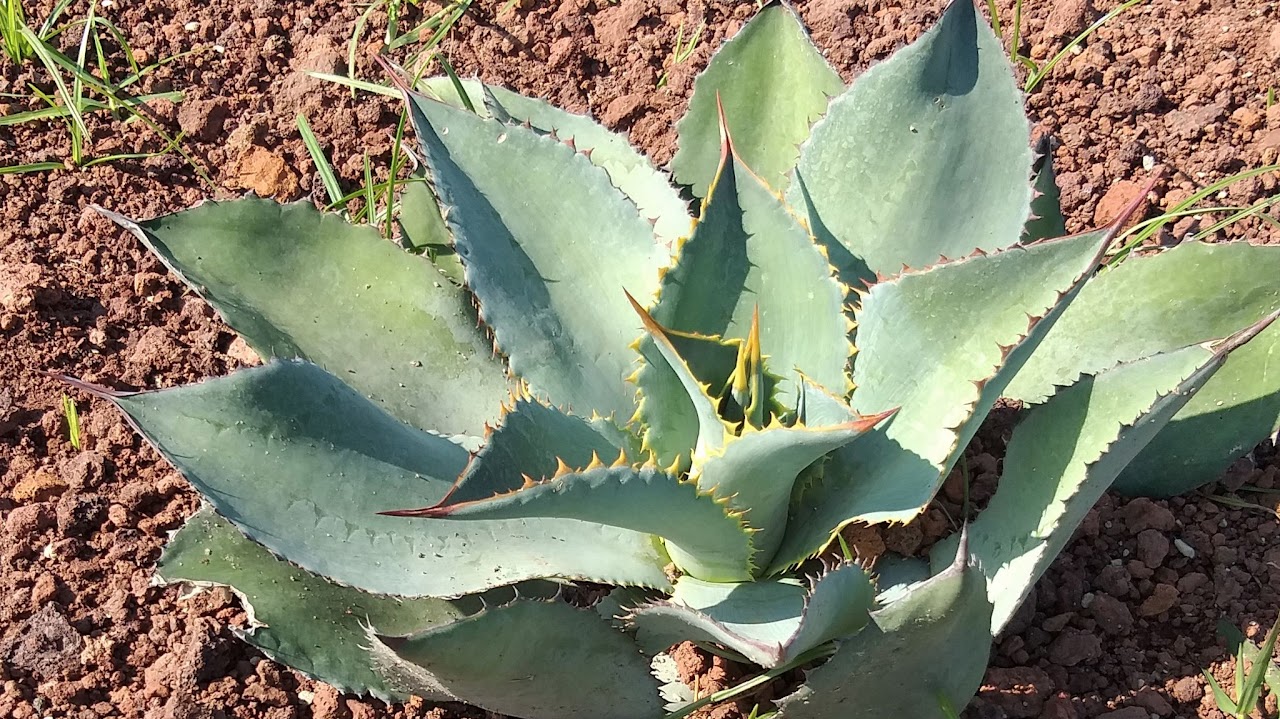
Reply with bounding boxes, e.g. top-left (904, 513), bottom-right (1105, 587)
top-left (554, 457), bottom-right (572, 477)
top-left (586, 451), bottom-right (604, 470)
top-left (521, 474), bottom-right (536, 489)
top-left (611, 448), bottom-right (629, 468)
